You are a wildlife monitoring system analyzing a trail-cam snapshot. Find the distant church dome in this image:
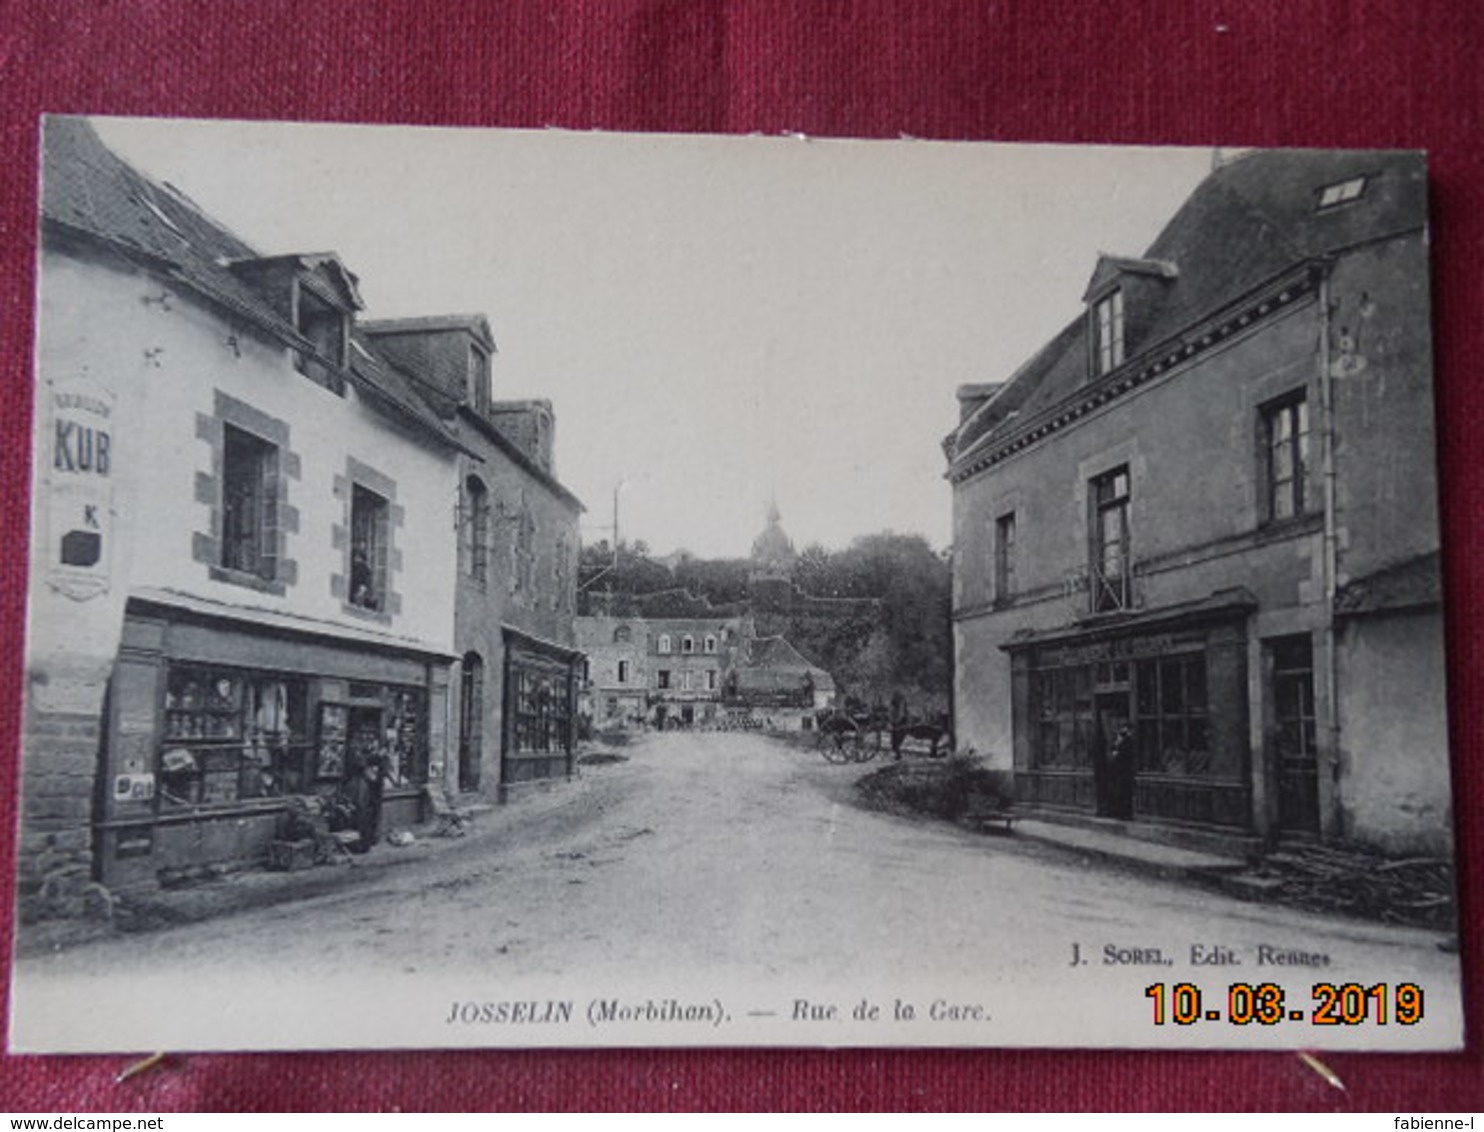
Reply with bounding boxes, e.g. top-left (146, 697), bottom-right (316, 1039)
top-left (750, 499), bottom-right (796, 580)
